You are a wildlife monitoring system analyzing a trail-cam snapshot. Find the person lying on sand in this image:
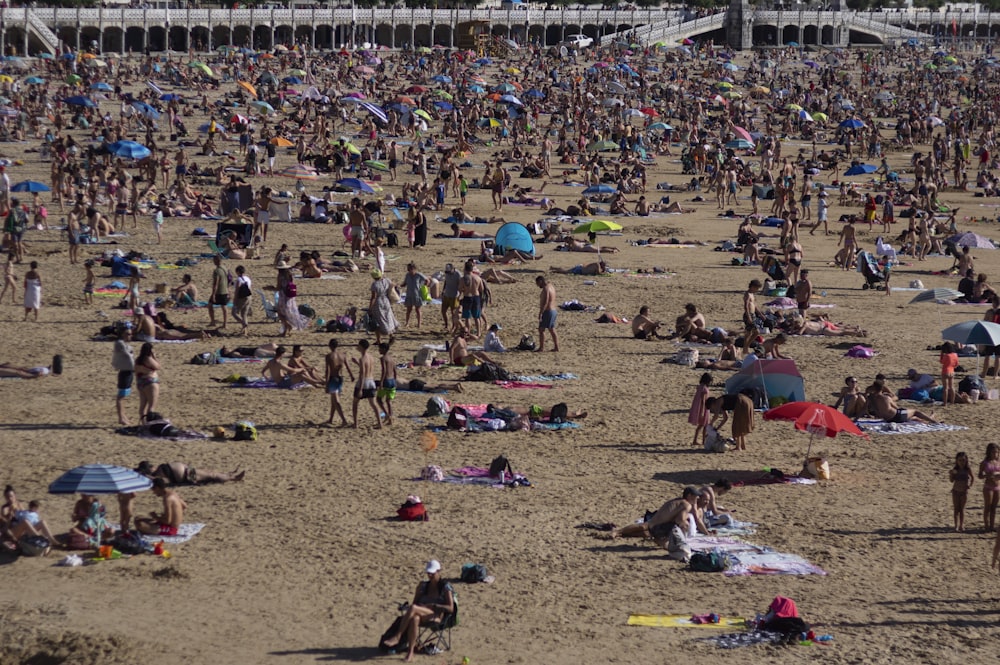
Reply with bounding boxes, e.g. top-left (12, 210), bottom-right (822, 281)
top-left (134, 306), bottom-right (210, 341)
top-left (481, 268), bottom-right (517, 284)
top-left (219, 343), bottom-right (278, 358)
top-left (783, 316), bottom-right (868, 337)
top-left (435, 223), bottom-right (491, 240)
top-left (483, 248), bottom-right (541, 264)
top-left (0, 363), bottom-right (51, 378)
top-left (550, 261), bottom-right (607, 276)
top-left (559, 238), bottom-right (620, 253)
top-left (870, 381), bottom-right (939, 424)
top-left (485, 403), bottom-right (587, 420)
top-left (135, 461), bottom-right (245, 486)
